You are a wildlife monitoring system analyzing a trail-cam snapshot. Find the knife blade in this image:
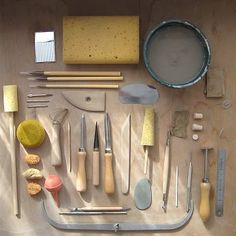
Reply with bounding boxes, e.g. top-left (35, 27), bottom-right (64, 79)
top-left (104, 113), bottom-right (115, 194)
top-left (93, 122), bottom-right (100, 186)
top-left (76, 114), bottom-right (87, 192)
